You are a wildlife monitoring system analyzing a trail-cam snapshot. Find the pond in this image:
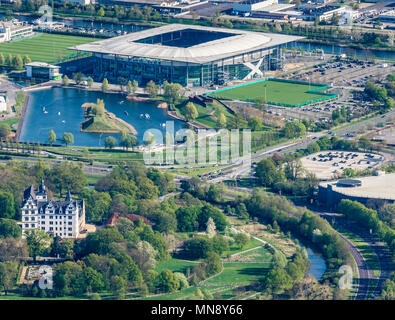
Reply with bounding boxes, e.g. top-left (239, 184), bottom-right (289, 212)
top-left (306, 247), bottom-right (327, 281)
top-left (19, 87), bottom-right (185, 147)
